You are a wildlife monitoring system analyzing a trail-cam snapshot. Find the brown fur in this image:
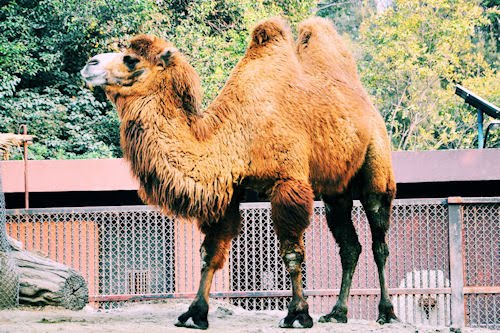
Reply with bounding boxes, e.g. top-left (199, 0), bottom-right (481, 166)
top-left (83, 16), bottom-right (397, 327)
